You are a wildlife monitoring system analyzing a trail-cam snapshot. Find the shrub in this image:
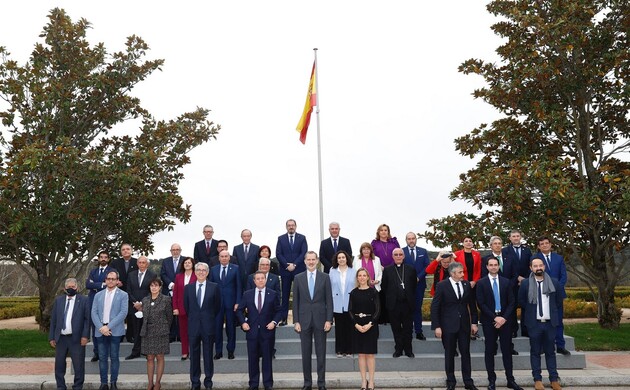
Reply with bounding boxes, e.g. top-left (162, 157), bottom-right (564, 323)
top-left (0, 301), bottom-right (39, 320)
